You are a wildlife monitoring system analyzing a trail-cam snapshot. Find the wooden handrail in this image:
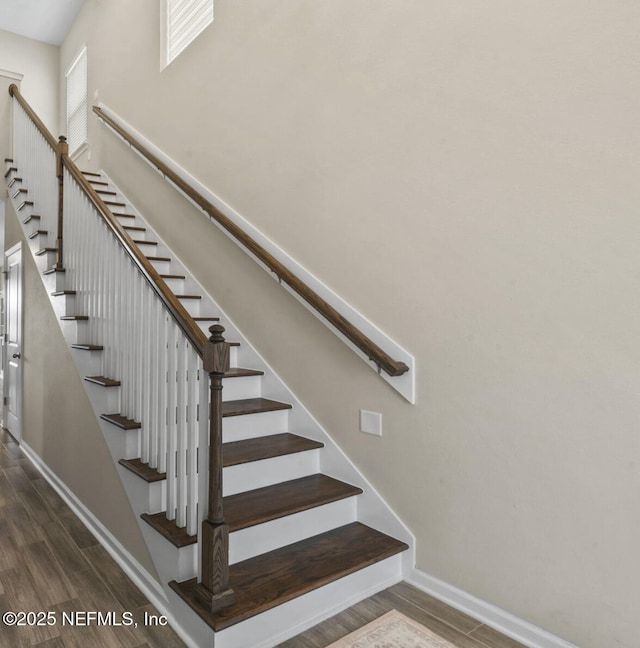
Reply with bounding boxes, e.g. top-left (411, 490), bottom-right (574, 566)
top-left (9, 84), bottom-right (57, 150)
top-left (93, 106), bottom-right (410, 377)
